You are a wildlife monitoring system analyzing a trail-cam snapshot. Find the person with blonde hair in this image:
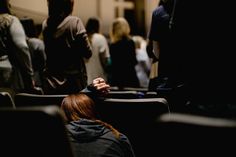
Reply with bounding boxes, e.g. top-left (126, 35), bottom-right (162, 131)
top-left (110, 17), bottom-right (131, 43)
top-left (109, 17), bottom-right (140, 89)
